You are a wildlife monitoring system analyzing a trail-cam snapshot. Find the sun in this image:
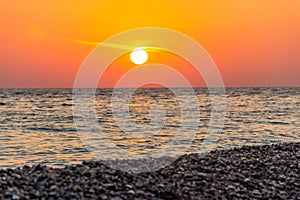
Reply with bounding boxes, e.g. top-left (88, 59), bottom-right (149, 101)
top-left (130, 48), bottom-right (148, 65)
